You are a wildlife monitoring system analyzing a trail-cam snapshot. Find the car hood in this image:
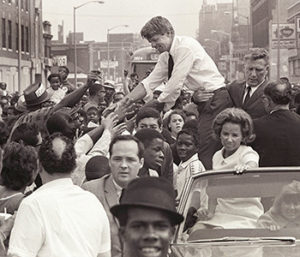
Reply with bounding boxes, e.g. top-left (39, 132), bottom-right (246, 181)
top-left (171, 241), bottom-right (300, 257)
